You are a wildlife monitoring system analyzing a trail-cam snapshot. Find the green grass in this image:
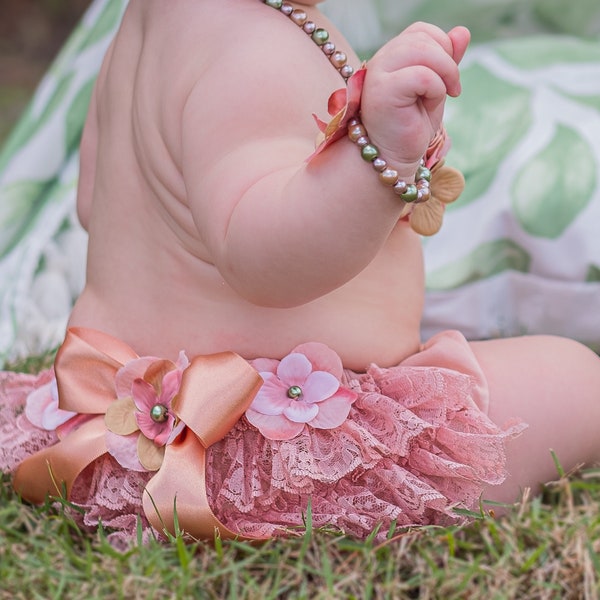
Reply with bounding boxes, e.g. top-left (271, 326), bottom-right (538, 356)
top-left (1, 469), bottom-right (599, 599)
